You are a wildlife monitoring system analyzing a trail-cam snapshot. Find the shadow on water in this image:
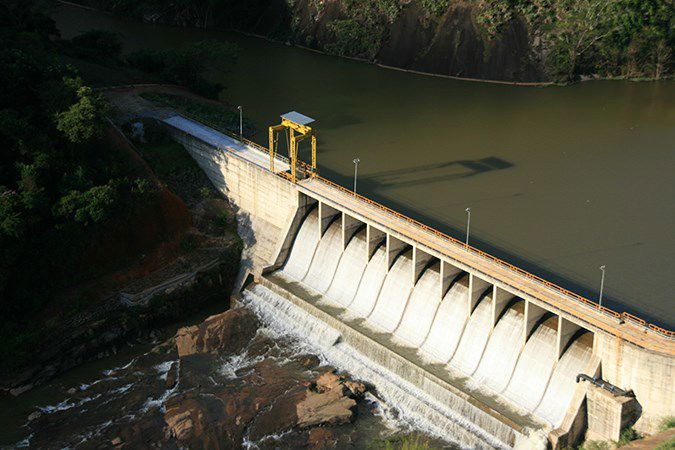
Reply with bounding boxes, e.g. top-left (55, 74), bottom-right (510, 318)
top-left (366, 157), bottom-right (514, 189)
top-left (315, 165), bottom-right (665, 328)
